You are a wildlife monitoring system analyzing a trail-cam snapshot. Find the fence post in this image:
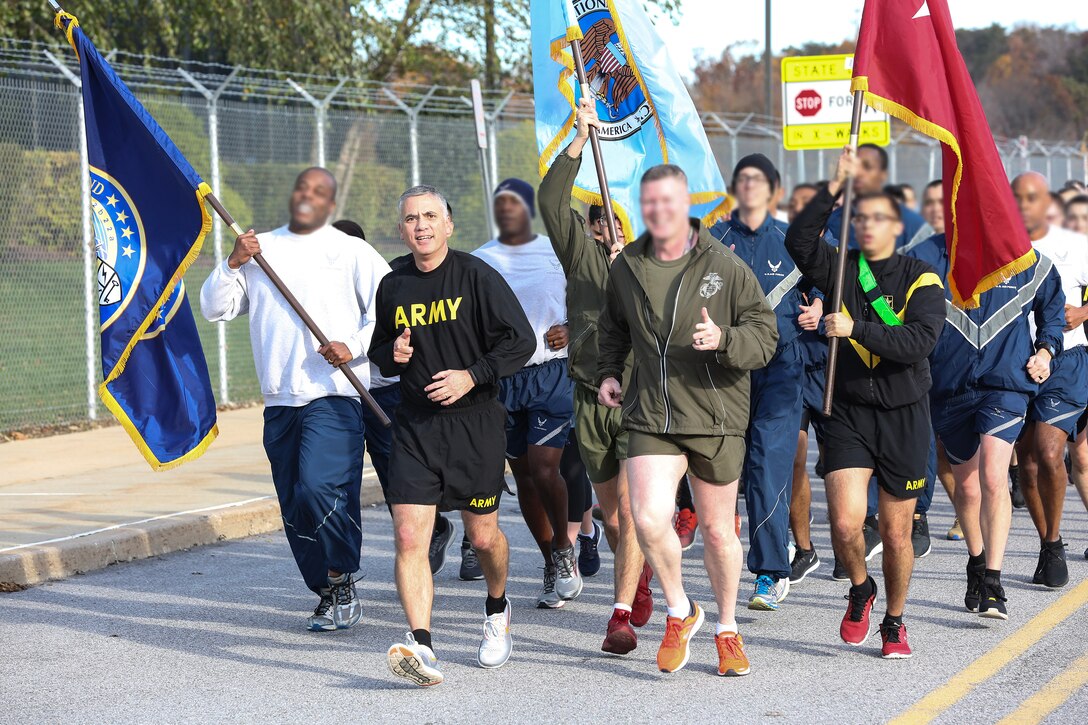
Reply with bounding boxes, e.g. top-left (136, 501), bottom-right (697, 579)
top-left (44, 50), bottom-right (96, 421)
top-left (817, 148), bottom-right (825, 181)
top-left (382, 87), bottom-right (437, 188)
top-left (288, 78), bottom-right (346, 168)
top-left (179, 66), bottom-right (239, 404)
top-left (488, 91), bottom-right (514, 186)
